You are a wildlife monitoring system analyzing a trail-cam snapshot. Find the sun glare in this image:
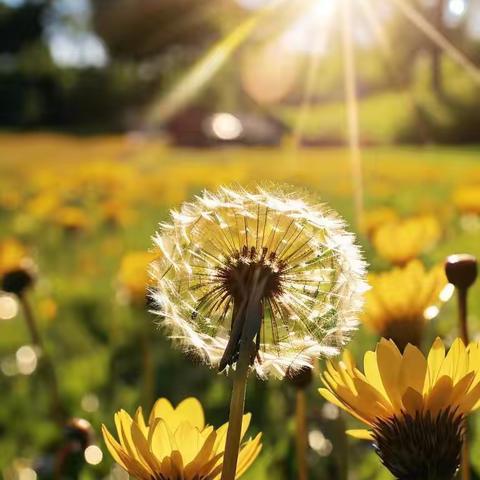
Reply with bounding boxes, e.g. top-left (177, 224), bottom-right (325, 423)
top-left (280, 0), bottom-right (337, 54)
